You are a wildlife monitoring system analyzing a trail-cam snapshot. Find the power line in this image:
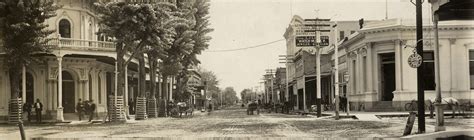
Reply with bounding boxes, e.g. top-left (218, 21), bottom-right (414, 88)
top-left (205, 39), bottom-right (285, 52)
